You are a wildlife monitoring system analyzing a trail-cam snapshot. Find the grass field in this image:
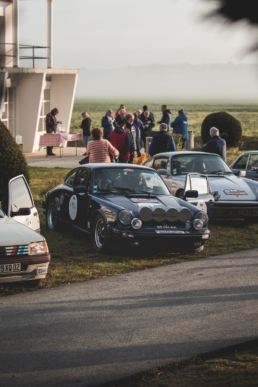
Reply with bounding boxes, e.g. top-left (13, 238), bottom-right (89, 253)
top-left (70, 99), bottom-right (258, 150)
